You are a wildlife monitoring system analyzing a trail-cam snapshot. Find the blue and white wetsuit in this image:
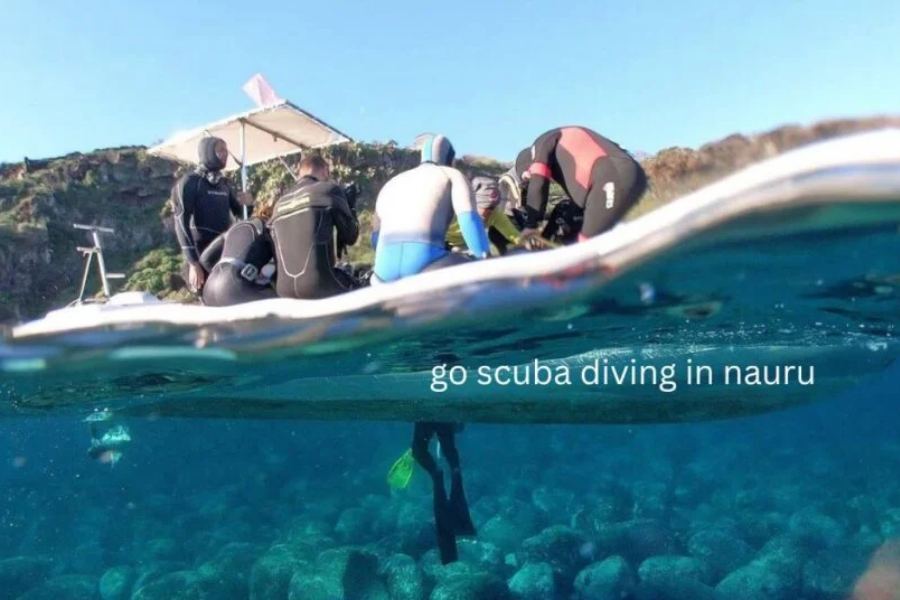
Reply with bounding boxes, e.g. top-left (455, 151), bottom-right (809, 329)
top-left (372, 137), bottom-right (490, 283)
